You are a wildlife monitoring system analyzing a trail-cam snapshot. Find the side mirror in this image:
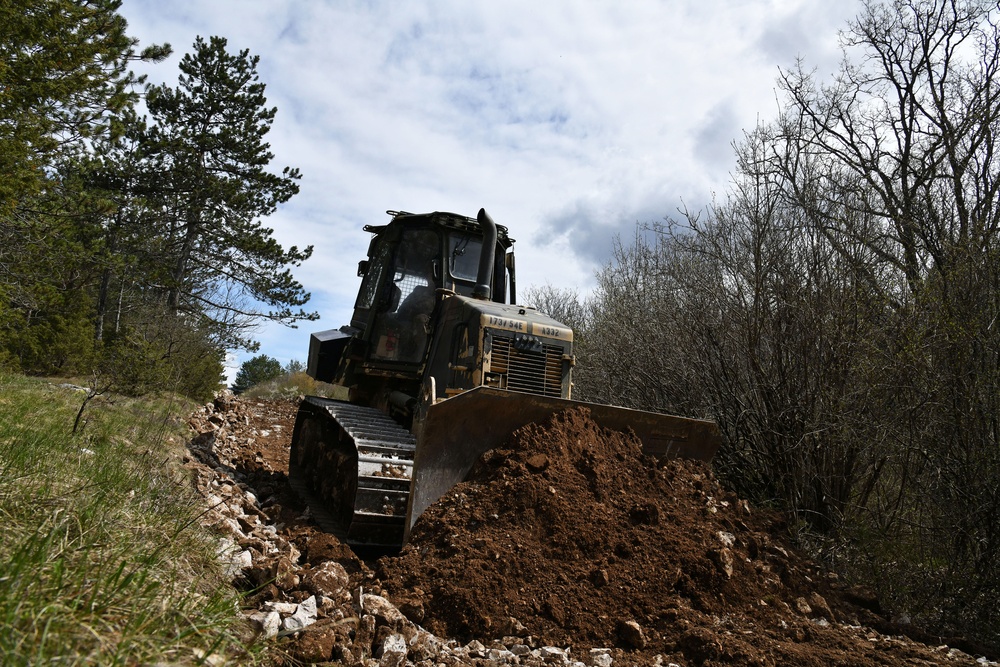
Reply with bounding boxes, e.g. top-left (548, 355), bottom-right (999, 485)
top-left (357, 260), bottom-right (370, 277)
